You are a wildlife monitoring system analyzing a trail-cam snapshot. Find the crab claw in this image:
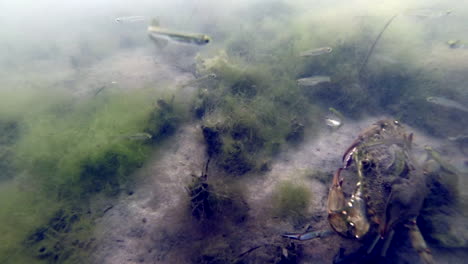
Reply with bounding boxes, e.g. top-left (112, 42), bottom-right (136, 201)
top-left (328, 169), bottom-right (349, 236)
top-left (328, 168), bottom-right (370, 239)
top-left (328, 168), bottom-right (346, 213)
